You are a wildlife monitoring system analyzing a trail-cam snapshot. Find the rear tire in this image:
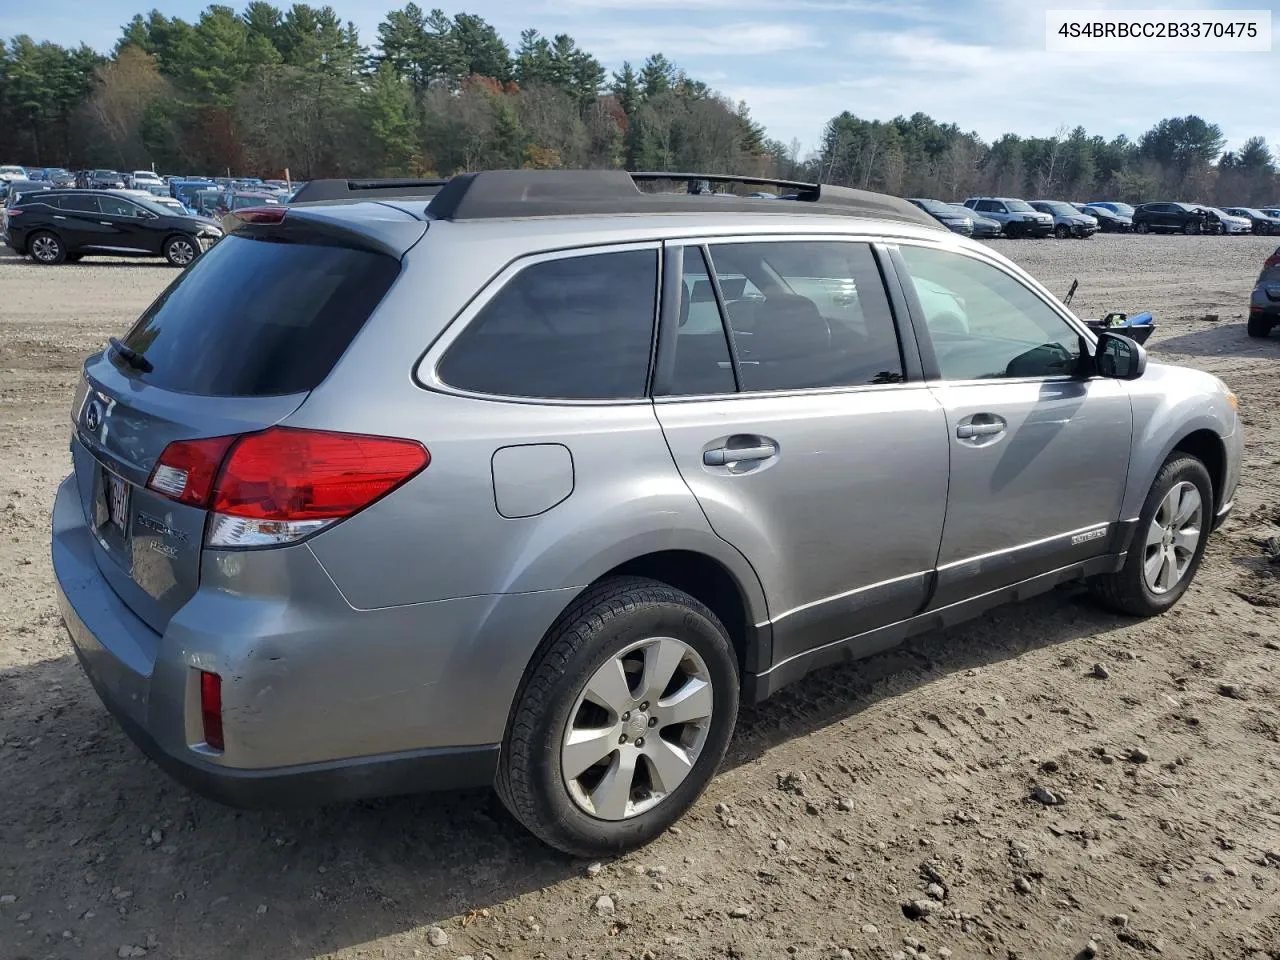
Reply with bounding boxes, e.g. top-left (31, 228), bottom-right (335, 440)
top-left (163, 234), bottom-right (199, 267)
top-left (1247, 315), bottom-right (1275, 338)
top-left (1088, 455), bottom-right (1212, 617)
top-left (496, 576), bottom-right (739, 858)
top-left (28, 231), bottom-right (65, 264)
top-left (1136, 221), bottom-right (1150, 235)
